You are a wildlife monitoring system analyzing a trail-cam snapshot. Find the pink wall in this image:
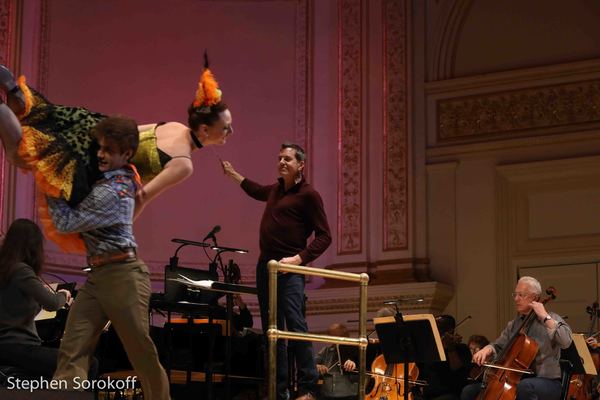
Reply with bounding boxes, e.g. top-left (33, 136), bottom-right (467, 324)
top-left (5, 0), bottom-right (418, 295)
top-left (43, 0), bottom-right (313, 278)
